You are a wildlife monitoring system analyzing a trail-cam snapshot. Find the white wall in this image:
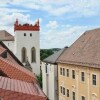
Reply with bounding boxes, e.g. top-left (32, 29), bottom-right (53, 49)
top-left (42, 62), bottom-right (48, 95)
top-left (42, 62), bottom-right (58, 100)
top-left (3, 41), bottom-right (14, 53)
top-left (15, 30), bottom-right (40, 75)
